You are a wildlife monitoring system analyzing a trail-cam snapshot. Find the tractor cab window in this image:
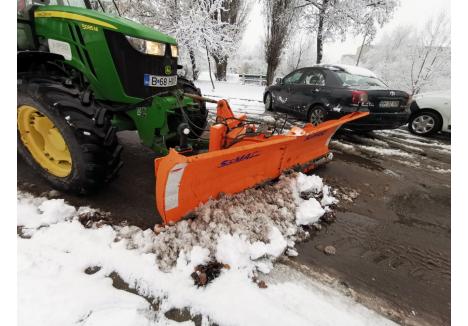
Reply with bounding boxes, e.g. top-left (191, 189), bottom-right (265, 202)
top-left (45, 0), bottom-right (88, 7)
top-left (64, 0), bottom-right (88, 7)
top-left (283, 70), bottom-right (304, 85)
top-left (302, 70), bottom-right (326, 86)
top-left (88, 0), bottom-right (121, 16)
top-left (17, 0), bottom-right (31, 18)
